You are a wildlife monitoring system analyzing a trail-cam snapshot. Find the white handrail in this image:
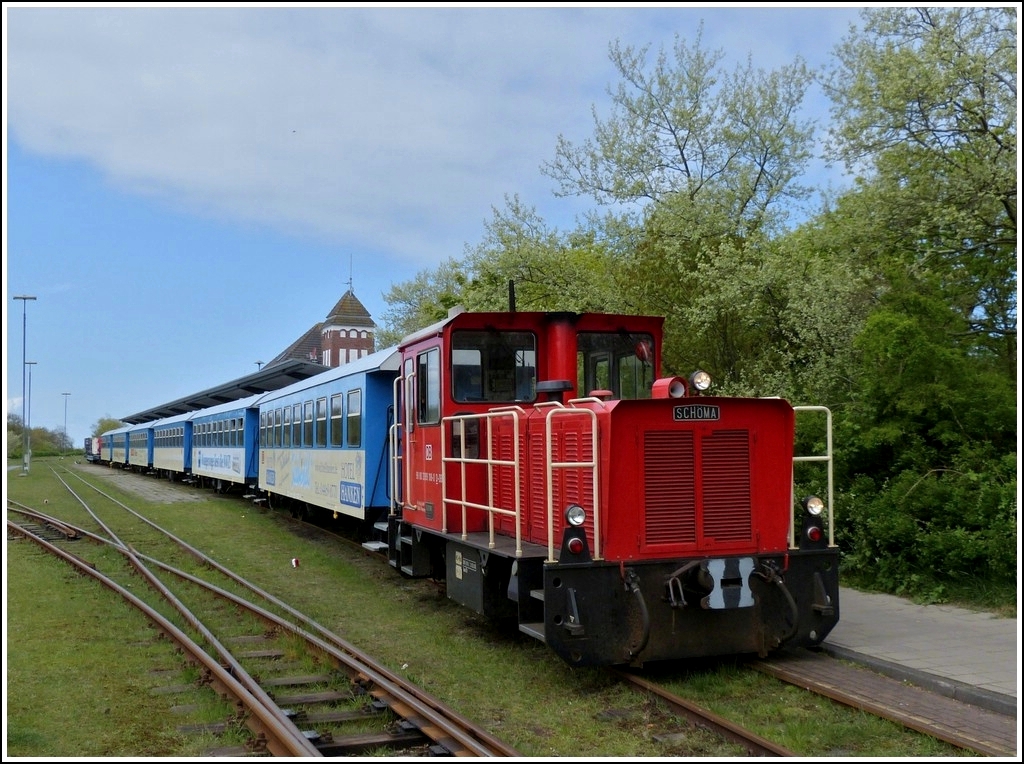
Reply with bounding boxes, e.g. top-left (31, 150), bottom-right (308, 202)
top-left (440, 408), bottom-right (525, 556)
top-left (544, 404), bottom-right (601, 562)
top-left (792, 405), bottom-right (835, 548)
top-left (389, 375), bottom-right (403, 516)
